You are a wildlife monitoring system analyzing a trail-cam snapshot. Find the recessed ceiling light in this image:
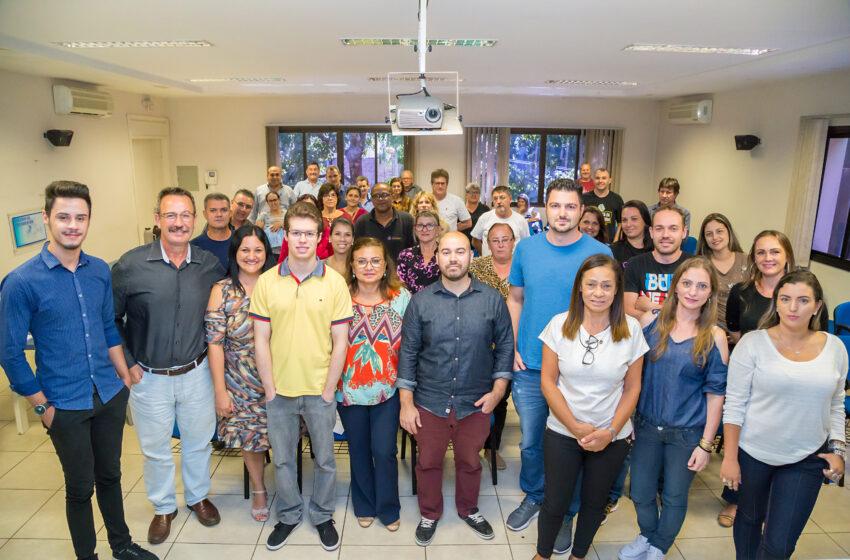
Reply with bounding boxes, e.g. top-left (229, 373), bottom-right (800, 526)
top-left (342, 38), bottom-right (496, 47)
top-left (545, 79), bottom-right (638, 87)
top-left (623, 43), bottom-right (775, 56)
top-left (188, 77), bottom-right (284, 83)
top-left (55, 40), bottom-right (213, 48)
